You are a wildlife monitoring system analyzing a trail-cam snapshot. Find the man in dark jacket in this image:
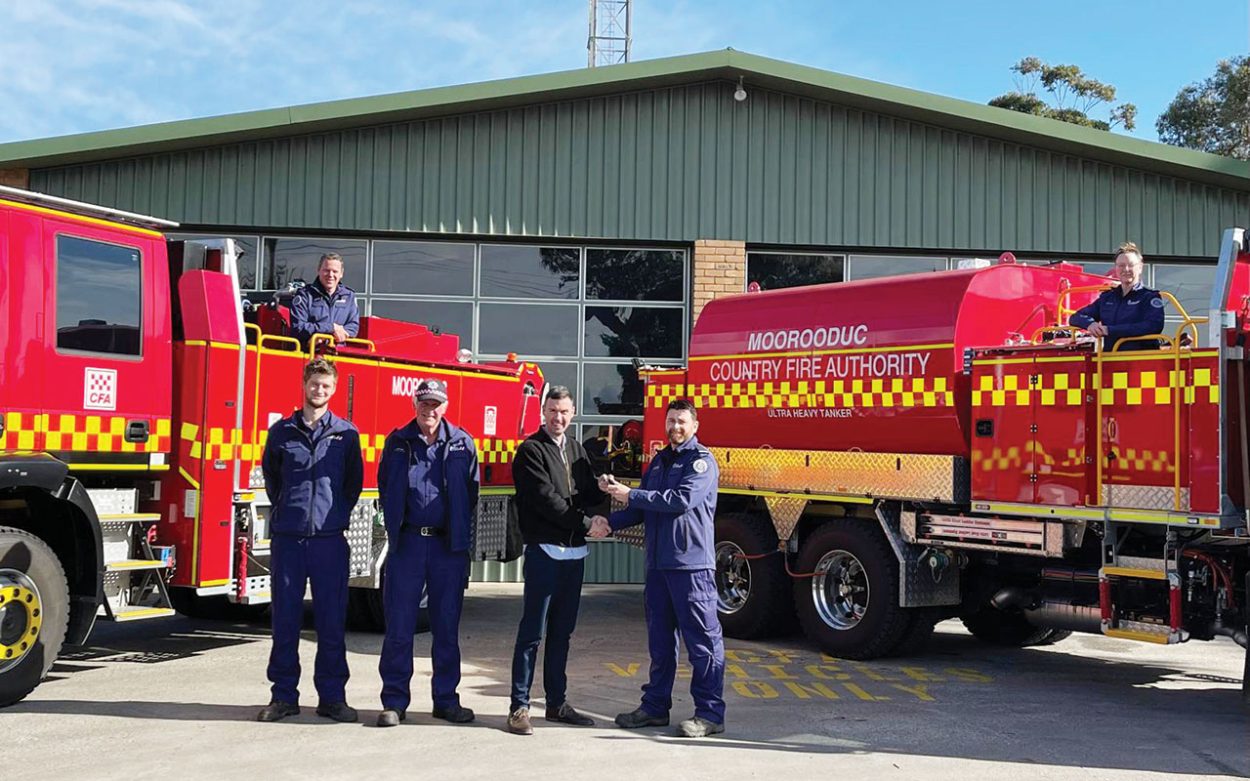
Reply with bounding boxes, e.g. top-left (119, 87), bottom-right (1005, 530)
top-left (376, 378), bottom-right (479, 728)
top-left (289, 252), bottom-right (360, 346)
top-left (506, 386), bottom-right (608, 735)
top-left (258, 358), bottom-right (364, 723)
top-left (595, 399), bottom-right (725, 739)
